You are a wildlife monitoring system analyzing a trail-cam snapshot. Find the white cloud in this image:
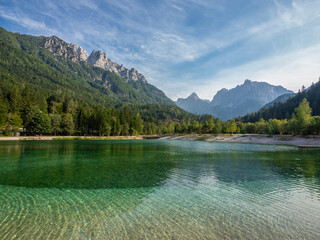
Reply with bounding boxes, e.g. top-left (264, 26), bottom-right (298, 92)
top-left (194, 44), bottom-right (320, 100)
top-left (114, 0), bottom-right (320, 73)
